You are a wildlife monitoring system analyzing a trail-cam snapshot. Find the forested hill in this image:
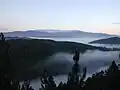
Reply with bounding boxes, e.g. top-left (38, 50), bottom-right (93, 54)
top-left (6, 39), bottom-right (117, 61)
top-left (0, 36), bottom-right (120, 90)
top-left (0, 38), bottom-right (119, 80)
top-left (89, 37), bottom-right (120, 44)
top-left (5, 38), bottom-right (120, 62)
